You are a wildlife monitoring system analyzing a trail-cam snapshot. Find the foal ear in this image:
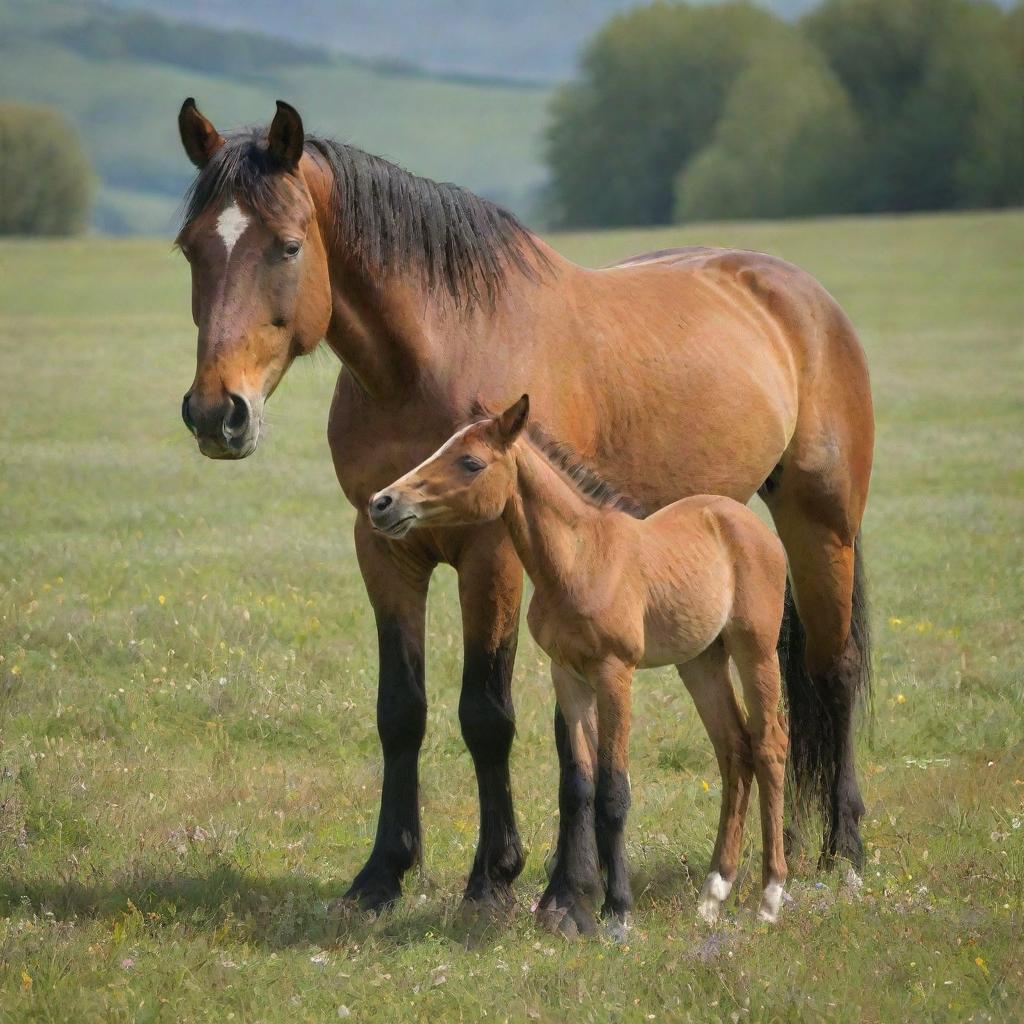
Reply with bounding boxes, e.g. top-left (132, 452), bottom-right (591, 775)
top-left (179, 98), bottom-right (224, 169)
top-left (495, 394), bottom-right (530, 447)
top-left (267, 100), bottom-right (305, 169)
